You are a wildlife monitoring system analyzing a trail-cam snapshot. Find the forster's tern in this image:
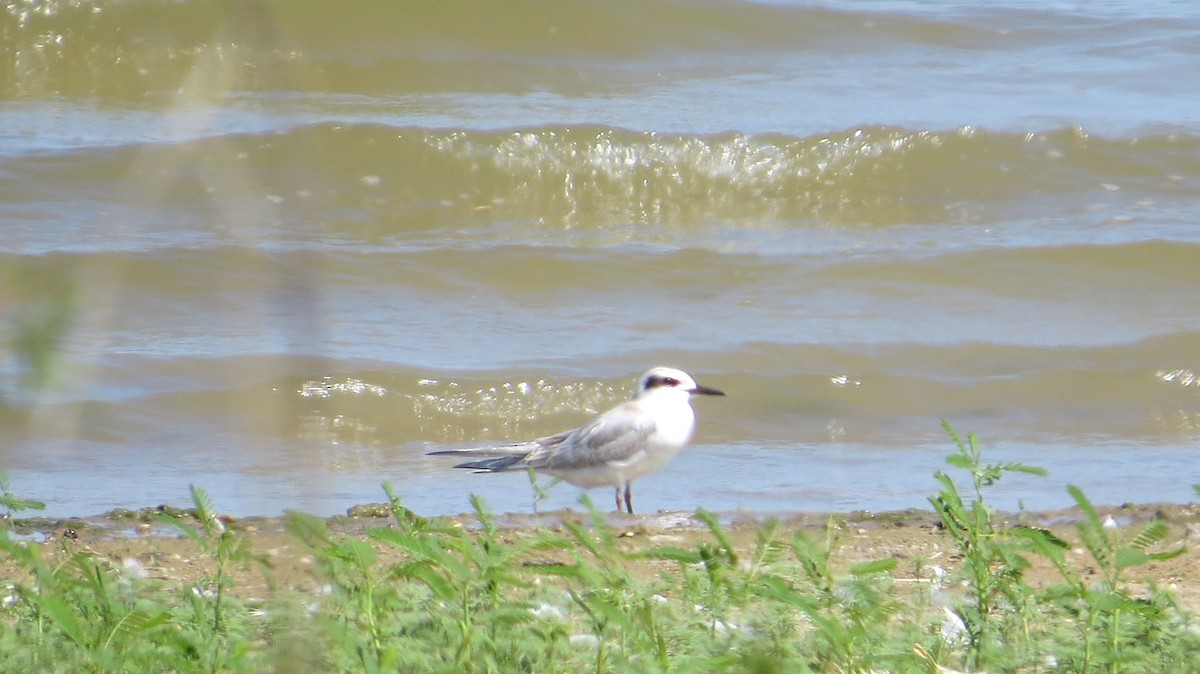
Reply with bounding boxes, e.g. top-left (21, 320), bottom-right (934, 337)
top-left (428, 367), bottom-right (725, 513)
